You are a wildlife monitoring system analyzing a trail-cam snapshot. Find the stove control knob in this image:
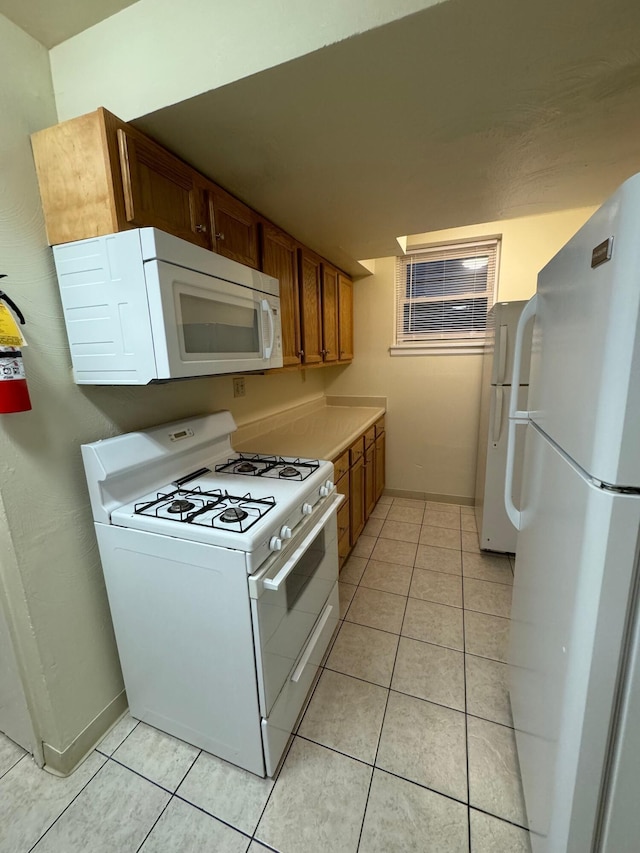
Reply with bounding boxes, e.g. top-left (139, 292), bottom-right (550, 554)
top-left (269, 536), bottom-right (283, 551)
top-left (280, 525), bottom-right (293, 539)
top-left (302, 503), bottom-right (314, 516)
top-left (319, 479), bottom-right (334, 497)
